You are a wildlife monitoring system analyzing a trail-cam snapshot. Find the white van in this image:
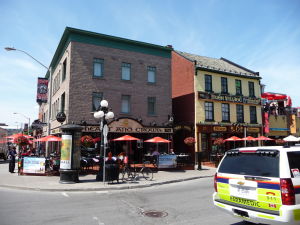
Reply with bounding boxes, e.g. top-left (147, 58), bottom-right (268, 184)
top-left (213, 146), bottom-right (300, 224)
